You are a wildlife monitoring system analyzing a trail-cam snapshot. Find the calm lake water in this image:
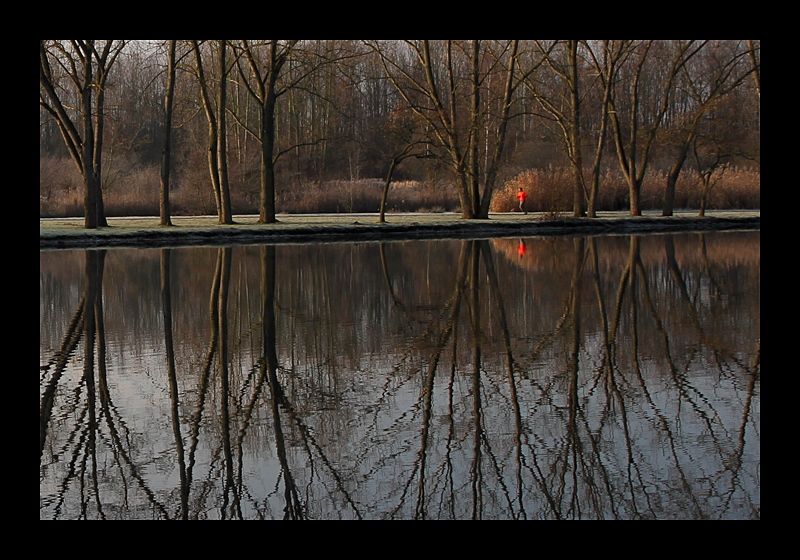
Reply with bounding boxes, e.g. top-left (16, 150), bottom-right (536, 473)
top-left (40, 231), bottom-right (760, 520)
